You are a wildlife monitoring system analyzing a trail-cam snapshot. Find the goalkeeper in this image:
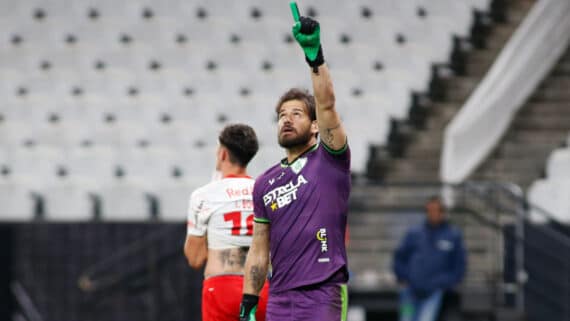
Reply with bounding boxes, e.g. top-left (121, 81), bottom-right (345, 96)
top-left (239, 3), bottom-right (351, 321)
